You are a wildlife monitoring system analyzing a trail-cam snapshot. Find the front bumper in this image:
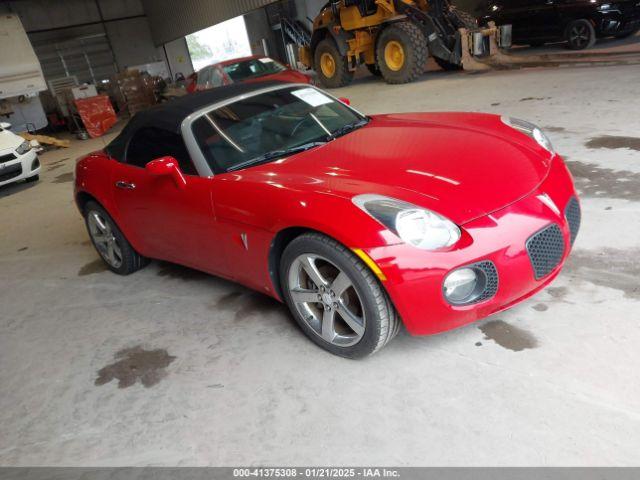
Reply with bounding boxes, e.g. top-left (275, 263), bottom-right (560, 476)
top-left (0, 149), bottom-right (40, 187)
top-left (366, 155), bottom-right (578, 336)
top-left (597, 8), bottom-right (640, 35)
